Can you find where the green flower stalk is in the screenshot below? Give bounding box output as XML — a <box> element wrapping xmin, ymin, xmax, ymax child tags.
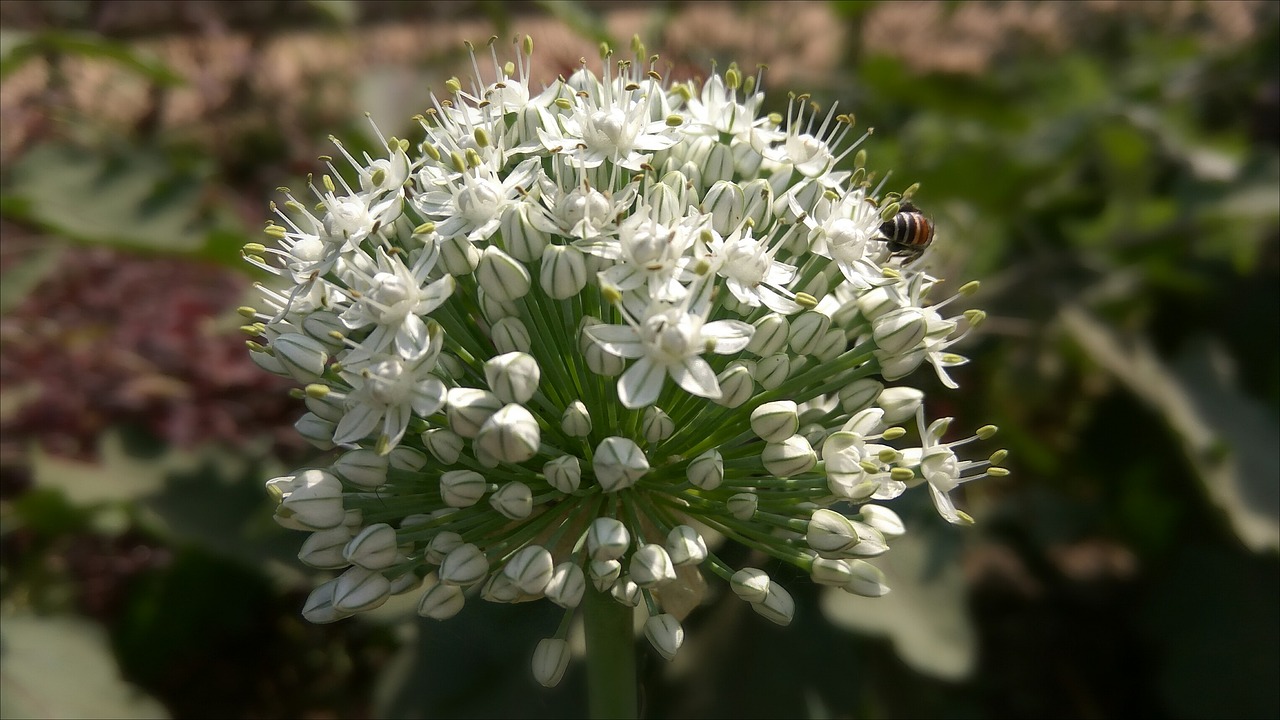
<box><xmin>244</xmin><ymin>35</ymin><xmax>1005</xmax><ymax>704</ymax></box>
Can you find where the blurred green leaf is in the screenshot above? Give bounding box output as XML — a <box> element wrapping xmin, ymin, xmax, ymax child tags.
<box><xmin>29</xmin><ymin>433</ymin><xmax>186</xmax><ymax>506</ymax></box>
<box><xmin>306</xmin><ymin>0</ymin><xmax>359</xmax><ymax>26</ymax></box>
<box><xmin>111</xmin><ymin>549</ymin><xmax>275</xmax><ymax>694</ymax></box>
<box><xmin>0</xmin><ymin>31</ymin><xmax>183</xmax><ymax>86</ymax></box>
<box><xmin>1061</xmin><ymin>308</ymin><xmax>1280</xmax><ymax>552</ymax></box>
<box><xmin>135</xmin><ymin>452</ymin><xmax>306</xmax><ymax>587</ymax></box>
<box><xmin>820</xmin><ymin>526</ymin><xmax>976</xmax><ymax>681</ymax></box>
<box><xmin>532</xmin><ymin>0</ymin><xmax>615</xmax><ymax>48</ymax></box>
<box><xmin>1144</xmin><ymin>544</ymin><xmax>1280</xmax><ymax>718</ymax></box>
<box><xmin>0</xmin><ymin>614</ymin><xmax>169</xmax><ymax>719</ymax></box>
<box><xmin>29</xmin><ymin>431</ymin><xmax>304</xmax><ymax>583</ymax></box>
<box><xmin>0</xmin><ymin>244</ymin><xmax>65</xmax><ymax>315</ymax></box>
<box><xmin>1</xmin><ymin>143</ymin><xmax>247</xmax><ymax>266</ymax></box>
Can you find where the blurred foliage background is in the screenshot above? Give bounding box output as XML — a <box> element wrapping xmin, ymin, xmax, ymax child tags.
<box><xmin>1</xmin><ymin>1</ymin><xmax>1276</xmax><ymax>718</ymax></box>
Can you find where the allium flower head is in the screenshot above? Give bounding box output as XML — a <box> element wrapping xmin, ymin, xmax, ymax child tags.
<box><xmin>243</xmin><ymin>36</ymin><xmax>1005</xmax><ymax>687</ymax></box>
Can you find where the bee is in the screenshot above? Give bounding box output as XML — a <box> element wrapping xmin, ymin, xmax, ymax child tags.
<box><xmin>879</xmin><ymin>202</ymin><xmax>935</xmax><ymax>262</ymax></box>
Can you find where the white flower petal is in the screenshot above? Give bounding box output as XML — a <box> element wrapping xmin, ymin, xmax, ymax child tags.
<box><xmin>618</xmin><ymin>356</ymin><xmax>665</xmax><ymax>408</ymax></box>
<box><xmin>702</xmin><ymin>320</ymin><xmax>755</xmax><ymax>354</ymax></box>
<box><xmin>333</xmin><ymin>403</ymin><xmax>382</xmax><ymax>445</ymax></box>
<box><xmin>670</xmin><ymin>357</ymin><xmax>721</xmax><ymax>398</ymax></box>
<box><xmin>586</xmin><ymin>324</ymin><xmax>646</xmax><ymax>359</ymax></box>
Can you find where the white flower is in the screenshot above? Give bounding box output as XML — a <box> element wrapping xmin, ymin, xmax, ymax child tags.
<box><xmin>538</xmin><ymin>69</ymin><xmax>681</xmax><ymax>170</ymax></box>
<box><xmin>333</xmin><ymin>326</ymin><xmax>447</xmax><ymax>451</ymax></box>
<box><xmin>415</xmin><ymin>158</ymin><xmax>542</xmax><ymax>242</ymax></box>
<box><xmin>586</xmin><ymin>289</ymin><xmax>754</xmax><ymax>408</ymax></box>
<box><xmin>338</xmin><ymin>246</ymin><xmax>454</xmax><ymax>361</ymax></box>
<box><xmin>709</xmin><ymin>226</ymin><xmax>802</xmax><ymax>314</ymax></box>
<box><xmin>247</xmin><ymin>38</ymin><xmax>998</xmax><ymax>690</ymax></box>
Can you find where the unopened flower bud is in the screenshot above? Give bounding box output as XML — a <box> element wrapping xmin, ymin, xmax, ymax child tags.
<box><xmin>731</xmin><ymin>567</ymin><xmax>771</xmax><ymax>603</ymax></box>
<box><xmin>686</xmin><ymin>448</ymin><xmax>724</xmax><ymax>490</ymax></box>
<box><xmin>543</xmin><ymin>455</ymin><xmax>581</xmax><ymax>493</ymax></box>
<box><xmin>590</xmin><ymin>559</ymin><xmax>622</xmax><ymax>591</ymax></box>
<box><xmin>482</xmin><ymin>573</ymin><xmax>522</xmax><ymax>604</ymax></box>
<box><xmin>702</xmin><ymin>180</ymin><xmax>745</xmax><ymax>235</ymax></box>
<box><xmin>754</xmin><ymin>354</ymin><xmax>790</xmax><ymax>390</ymax></box>
<box><xmin>727</xmin><ymin>492</ymin><xmax>758</xmax><ymax>520</ymax></box>
<box><xmin>501</xmin><ymin>203</ymin><xmax>550</xmax><ymax>262</ymax></box>
<box><xmin>587</xmin><ymin>517</ymin><xmax>630</xmax><ymax>561</ymax></box>
<box><xmin>503</xmin><ymin>545</ymin><xmax>554</xmax><ymax>594</ymax></box>
<box><xmin>813</xmin><ymin>328</ymin><xmax>847</xmax><ymax>362</ymax></box>
<box><xmin>839</xmin><ymin>378</ymin><xmax>883</xmax><ymax>414</ymax></box>
<box><xmin>477</xmin><ymin>286</ymin><xmax>519</xmax><ymax>323</ymax></box>
<box><xmin>843</xmin><ymin>559</ymin><xmax>890</xmax><ymax>597</ymax></box>
<box><xmin>387</xmin><ymin>446</ymin><xmax>426</xmax><ymax>471</ymax></box>
<box><xmin>747</xmin><ymin>314</ymin><xmax>790</xmax><ymax>356</ymax></box>
<box><xmin>561</xmin><ymin>401</ymin><xmax>592</xmax><ymax>437</ymax></box>
<box><xmin>789</xmin><ymin>312</ymin><xmax>831</xmax><ymax>356</ymax></box>
<box><xmin>418</xmin><ymin>572</ymin><xmax>466</xmax><ymax>619</ymax></box>
<box><xmin>475</xmin><ymin>404</ymin><xmax>541</xmax><ymax>464</ymax></box>
<box><xmin>630</xmin><ymin>544</ymin><xmax>677</xmax><ymax>588</ymax></box>
<box><xmin>752</xmin><ymin>581</ymin><xmax>795</xmax><ymax>626</ymax></box>
<box><xmin>333</xmin><ymin>566</ymin><xmax>392</xmax><ymax>613</ymax></box>
<box><xmin>877</xmin><ymin>347</ymin><xmax>927</xmax><ymax>381</ymax></box>
<box><xmin>856</xmin><ymin>286</ymin><xmax>897</xmax><ymax>322</ymax></box>
<box><xmin>294</xmin><ymin>412</ymin><xmax>337</xmax><ymax>450</ymax></box>
<box><xmin>305</xmin><ymin>391</ymin><xmax>344</xmax><ymax>422</ymax></box>
<box><xmin>490</xmin><ymin>316</ymin><xmax>532</xmax><ymax>354</ymax></box>
<box><xmin>643</xmin><ymin>406</ymin><xmax>675</xmax><ymax>443</ymax></box>
<box><xmin>273</xmin><ymin>333</ymin><xmax>329</xmax><ymax>382</ymax></box>
<box><xmin>741</xmin><ymin>177</ymin><xmax>773</xmax><ymax>228</ymax></box>
<box><xmin>439</xmin><ymin>543</ymin><xmax>489</xmax><ymax>586</ymax></box>
<box><xmin>848</xmin><ymin>522</ymin><xmax>889</xmax><ymax>557</ymax></box>
<box><xmin>666</xmin><ymin>525</ymin><xmax>708</xmax><ymax>566</ymax></box>
<box><xmin>476</xmin><ymin>246</ymin><xmax>530</xmax><ymax>301</ymax></box>
<box><xmin>485</xmin><ymin>352</ymin><xmax>541</xmax><ymax>405</ymax></box>
<box><xmin>873</xmin><ymin>308</ymin><xmax>927</xmax><ymax>356</ymax></box>
<box><xmin>644</xmin><ymin>614</ymin><xmax>685</xmax><ymax>661</ymax></box>
<box><xmin>611</xmin><ymin>576</ymin><xmax>642</xmax><ymax>606</ymax></box>
<box><xmin>388</xmin><ymin>572</ymin><xmax>421</xmax><ymax>596</ymax></box>
<box><xmin>439</xmin><ymin>234</ymin><xmax>482</xmax><ymax>275</ymax></box>
<box><xmin>877</xmin><ymin>387</ymin><xmax>925</xmax><ymax>424</ymax></box>
<box><xmin>425</xmin><ymin>531</ymin><xmax>463</xmax><ymax>564</ymax></box>
<box><xmin>646</xmin><ymin>182</ymin><xmax>684</xmax><ymax>225</ymax></box>
<box><xmin>267</xmin><ymin>469</ymin><xmax>345</xmax><ymax>530</ymax></box>
<box><xmin>440</xmin><ymin>469</ymin><xmax>487</xmax><ymax>507</ymax></box>
<box><xmin>761</xmin><ymin>434</ymin><xmax>816</xmax><ymax>477</ymax></box>
<box><xmin>446</xmin><ymin>388</ymin><xmax>503</xmax><ymax>439</ymax></box>
<box><xmin>298</xmin><ymin>526</ymin><xmax>354</xmax><ymax>569</ymax></box>
<box><xmin>593</xmin><ymin>437</ymin><xmax>649</xmax><ymax>491</ymax></box>
<box><xmin>857</xmin><ymin>504</ymin><xmax>906</xmax><ymax>538</ymax></box>
<box><xmin>343</xmin><ymin>523</ymin><xmax>400</xmax><ymax>570</ymax></box>
<box><xmin>810</xmin><ymin>557</ymin><xmax>853</xmax><ymax>586</ymax></box>
<box><xmin>540</xmin><ymin>244</ymin><xmax>588</xmax><ymax>299</ymax></box>
<box><xmin>715</xmin><ymin>362</ymin><xmax>755</xmax><ymax>408</ymax></box>
<box><xmin>545</xmin><ymin>562</ymin><xmax>586</xmax><ymax>608</ymax></box>
<box><xmin>303</xmin><ymin>311</ymin><xmax>346</xmax><ymax>349</ymax></box>
<box><xmin>422</xmin><ymin>428</ymin><xmax>464</xmax><ymax>464</ymax></box>
<box><xmin>489</xmin><ymin>481</ymin><xmax>533</xmax><ymax>519</ymax></box>
<box><xmin>301</xmin><ymin>579</ymin><xmax>350</xmax><ymax>624</ymax></box>
<box><xmin>332</xmin><ymin>449</ymin><xmax>388</xmax><ymax>489</ymax></box>
<box><xmin>532</xmin><ymin>638</ymin><xmax>571</xmax><ymax>688</ymax></box>
<box><xmin>751</xmin><ymin>400</ymin><xmax>799</xmax><ymax>443</ymax></box>
<box><xmin>580</xmin><ymin>318</ymin><xmax>626</xmax><ymax>376</ymax></box>
<box><xmin>806</xmin><ymin>509</ymin><xmax>861</xmax><ymax>557</ymax></box>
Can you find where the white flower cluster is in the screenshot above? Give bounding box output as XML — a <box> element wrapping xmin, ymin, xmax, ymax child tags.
<box><xmin>243</xmin><ymin>37</ymin><xmax>1006</xmax><ymax>687</ymax></box>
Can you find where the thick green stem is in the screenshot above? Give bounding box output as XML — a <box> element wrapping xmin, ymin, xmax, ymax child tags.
<box><xmin>583</xmin><ymin>587</ymin><xmax>638</xmax><ymax>719</ymax></box>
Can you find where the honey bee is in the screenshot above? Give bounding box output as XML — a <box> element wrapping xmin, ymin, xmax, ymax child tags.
<box><xmin>879</xmin><ymin>202</ymin><xmax>935</xmax><ymax>261</ymax></box>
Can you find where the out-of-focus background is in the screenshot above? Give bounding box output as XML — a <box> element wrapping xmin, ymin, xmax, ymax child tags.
<box><xmin>1</xmin><ymin>1</ymin><xmax>1276</xmax><ymax>718</ymax></box>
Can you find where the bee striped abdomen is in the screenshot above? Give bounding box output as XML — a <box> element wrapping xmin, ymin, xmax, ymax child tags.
<box><xmin>879</xmin><ymin>205</ymin><xmax>935</xmax><ymax>258</ymax></box>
